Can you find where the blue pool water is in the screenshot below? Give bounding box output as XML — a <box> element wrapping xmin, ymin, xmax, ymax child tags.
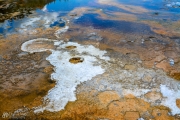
<box><xmin>74</xmin><ymin>13</ymin><xmax>154</xmax><ymax>35</ymax></box>
<box><xmin>0</xmin><ymin>0</ymin><xmax>180</xmax><ymax>36</ymax></box>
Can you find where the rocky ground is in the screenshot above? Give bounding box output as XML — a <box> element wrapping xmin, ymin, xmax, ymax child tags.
<box><xmin>0</xmin><ymin>0</ymin><xmax>54</xmax><ymax>22</ymax></box>
<box><xmin>0</xmin><ymin>25</ymin><xmax>179</xmax><ymax>120</ymax></box>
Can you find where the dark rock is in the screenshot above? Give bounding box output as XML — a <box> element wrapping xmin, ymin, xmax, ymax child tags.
<box><xmin>154</xmin><ymin>12</ymin><xmax>159</xmax><ymax>15</ymax></box>
<box><xmin>70</xmin><ymin>14</ymin><xmax>77</xmax><ymax>16</ymax></box>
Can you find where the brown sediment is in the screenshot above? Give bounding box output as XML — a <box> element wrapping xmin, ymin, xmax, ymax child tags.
<box><xmin>43</xmin><ymin>66</ymin><xmax>54</xmax><ymax>74</ymax></box>
<box><xmin>155</xmin><ymin>60</ymin><xmax>173</xmax><ymax>72</ymax></box>
<box><xmin>124</xmin><ymin>64</ymin><xmax>137</xmax><ymax>70</ymax></box>
<box><xmin>152</xmin><ymin>108</ymin><xmax>174</xmax><ymax>120</ymax></box>
<box><xmin>69</xmin><ymin>57</ymin><xmax>84</xmax><ymax>64</ymax></box>
<box><xmin>97</xmin><ymin>91</ymin><xmax>120</xmax><ymax>106</ymax></box>
<box><xmin>169</xmin><ymin>71</ymin><xmax>180</xmax><ymax>80</ymax></box>
<box><xmin>176</xmin><ymin>99</ymin><xmax>180</xmax><ymax>109</ymax></box>
<box><xmin>0</xmin><ymin>30</ymin><xmax>57</xmax><ymax>118</ymax></box>
<box><xmin>124</xmin><ymin>111</ymin><xmax>140</xmax><ymax>120</ymax></box>
<box><xmin>0</xmin><ymin>50</ymin><xmax>56</xmax><ymax>117</ymax></box>
<box><xmin>105</xmin><ymin>12</ymin><xmax>137</xmax><ymax>21</ymax></box>
<box><xmin>65</xmin><ymin>45</ymin><xmax>77</xmax><ymax>49</ymax></box>
<box><xmin>26</xmin><ymin>40</ymin><xmax>56</xmax><ymax>51</ymax></box>
<box><xmin>142</xmin><ymin>20</ymin><xmax>171</xmax><ymax>35</ymax></box>
<box><xmin>0</xmin><ymin>27</ymin><xmax>58</xmax><ymax>55</ymax></box>
<box><xmin>142</xmin><ymin>20</ymin><xmax>180</xmax><ymax>37</ymax></box>
<box><xmin>30</xmin><ymin>90</ymin><xmax>175</xmax><ymax>119</ymax></box>
<box><xmin>144</xmin><ymin>91</ymin><xmax>162</xmax><ymax>102</ymax></box>
<box><xmin>171</xmin><ymin>20</ymin><xmax>180</xmax><ymax>34</ymax></box>
<box><xmin>0</xmin><ymin>34</ymin><xmax>22</xmax><ymax>55</ymax></box>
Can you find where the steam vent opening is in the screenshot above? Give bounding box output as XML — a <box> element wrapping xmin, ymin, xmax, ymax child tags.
<box><xmin>66</xmin><ymin>46</ymin><xmax>77</xmax><ymax>49</ymax></box>
<box><xmin>69</xmin><ymin>57</ymin><xmax>84</xmax><ymax>64</ymax></box>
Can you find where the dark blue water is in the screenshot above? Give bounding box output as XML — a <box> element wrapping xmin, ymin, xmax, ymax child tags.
<box><xmin>75</xmin><ymin>14</ymin><xmax>154</xmax><ymax>35</ymax></box>
<box><xmin>45</xmin><ymin>0</ymin><xmax>180</xmax><ymax>13</ymax></box>
<box><xmin>0</xmin><ymin>0</ymin><xmax>180</xmax><ymax>36</ymax></box>
<box><xmin>45</xmin><ymin>0</ymin><xmax>94</xmax><ymax>11</ymax></box>
<box><xmin>117</xmin><ymin>0</ymin><xmax>180</xmax><ymax>12</ymax></box>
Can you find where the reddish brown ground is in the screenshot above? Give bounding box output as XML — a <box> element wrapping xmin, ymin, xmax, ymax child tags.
<box><xmin>28</xmin><ymin>91</ymin><xmax>176</xmax><ymax>120</ymax></box>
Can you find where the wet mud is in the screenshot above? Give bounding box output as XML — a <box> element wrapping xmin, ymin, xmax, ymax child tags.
<box><xmin>0</xmin><ymin>32</ymin><xmax>58</xmax><ymax>119</ymax></box>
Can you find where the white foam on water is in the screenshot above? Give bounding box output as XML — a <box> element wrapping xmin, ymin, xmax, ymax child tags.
<box><xmin>160</xmin><ymin>84</ymin><xmax>180</xmax><ymax>115</ymax></box>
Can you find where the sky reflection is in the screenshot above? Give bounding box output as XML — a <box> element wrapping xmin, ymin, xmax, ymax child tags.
<box><xmin>0</xmin><ymin>0</ymin><xmax>180</xmax><ymax>36</ymax></box>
